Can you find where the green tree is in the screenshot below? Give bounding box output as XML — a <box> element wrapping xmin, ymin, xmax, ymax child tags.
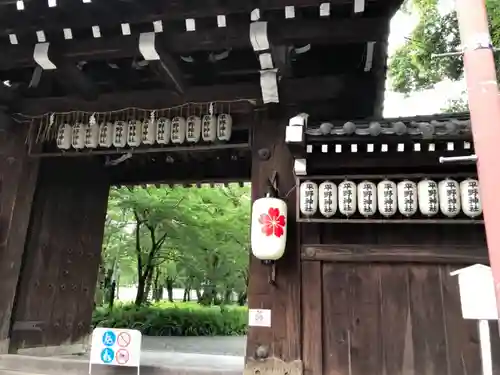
<box><xmin>389</xmin><ymin>0</ymin><xmax>500</xmax><ymax>94</ymax></box>
<box><xmin>102</xmin><ymin>185</ymin><xmax>251</xmax><ymax>307</ymax></box>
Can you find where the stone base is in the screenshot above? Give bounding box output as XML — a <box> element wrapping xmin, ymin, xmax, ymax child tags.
<box><xmin>0</xmin><ymin>355</ymin><xmax>241</xmax><ymax>375</ymax></box>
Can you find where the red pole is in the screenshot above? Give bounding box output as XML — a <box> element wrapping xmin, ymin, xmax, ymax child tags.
<box><xmin>454</xmin><ymin>0</ymin><xmax>500</xmax><ymax>318</ymax></box>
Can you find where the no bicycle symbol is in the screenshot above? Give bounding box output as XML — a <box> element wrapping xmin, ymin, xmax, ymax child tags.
<box><xmin>116</xmin><ymin>349</ymin><xmax>129</xmax><ymax>365</ymax></box>
<box><xmin>117</xmin><ymin>332</ymin><xmax>131</xmax><ymax>347</ymax></box>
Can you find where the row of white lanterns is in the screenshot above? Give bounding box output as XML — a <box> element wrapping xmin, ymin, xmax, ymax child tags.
<box><xmin>299</xmin><ymin>178</ymin><xmax>482</xmax><ymax>219</ymax></box>
<box><xmin>56</xmin><ymin>114</ymin><xmax>233</xmax><ymax>150</ymax></box>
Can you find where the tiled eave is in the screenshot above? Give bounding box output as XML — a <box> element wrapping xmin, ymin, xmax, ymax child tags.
<box><xmin>304</xmin><ymin>112</ymin><xmax>471</xmax><ymax>138</ymax></box>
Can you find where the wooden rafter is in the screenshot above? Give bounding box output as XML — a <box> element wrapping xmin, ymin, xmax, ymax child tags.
<box><xmin>48</xmin><ymin>52</ymin><xmax>99</xmax><ymax>101</ymax></box>
<box><xmin>0</xmin><ymin>0</ymin><xmax>385</xmax><ymax>38</ymax></box>
<box><xmin>0</xmin><ymin>18</ymin><xmax>389</xmax><ymax>70</ymax></box>
<box><xmin>15</xmin><ymin>74</ymin><xmax>368</xmax><ymax>115</ymax></box>
<box><xmin>109</xmin><ymin>152</ymin><xmax>252</xmax><ymax>185</ymax></box>
<box><xmin>0</xmin><ymin>81</ymin><xmax>17</xmax><ymax>105</ymax></box>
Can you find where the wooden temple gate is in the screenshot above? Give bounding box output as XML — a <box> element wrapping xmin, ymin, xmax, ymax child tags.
<box><xmin>0</xmin><ymin>0</ymin><xmax>496</xmax><ymax>374</ymax></box>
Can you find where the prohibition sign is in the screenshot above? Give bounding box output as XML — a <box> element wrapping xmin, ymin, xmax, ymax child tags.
<box><xmin>116</xmin><ymin>349</ymin><xmax>129</xmax><ymax>365</ymax></box>
<box><xmin>117</xmin><ymin>332</ymin><xmax>131</xmax><ymax>348</ymax></box>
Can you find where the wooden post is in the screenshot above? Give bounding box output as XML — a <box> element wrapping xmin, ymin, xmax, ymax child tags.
<box><xmin>0</xmin><ymin>120</ymin><xmax>39</xmax><ymax>354</ymax></box>
<box><xmin>455</xmin><ymin>0</ymin><xmax>500</xmax><ymax>318</ymax></box>
<box><xmin>245</xmin><ymin>111</ymin><xmax>302</xmax><ymax>374</ymax></box>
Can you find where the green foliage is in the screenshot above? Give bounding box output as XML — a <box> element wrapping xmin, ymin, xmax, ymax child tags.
<box><xmin>98</xmin><ymin>184</ymin><xmax>251</xmax><ymax>309</ymax></box>
<box><xmin>389</xmin><ymin>0</ymin><xmax>500</xmax><ymax>93</ymax></box>
<box><xmin>92</xmin><ymin>302</ymin><xmax>248</xmax><ymax>336</ymax></box>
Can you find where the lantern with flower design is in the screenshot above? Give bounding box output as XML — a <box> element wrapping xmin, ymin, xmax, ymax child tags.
<box><xmin>251</xmin><ymin>190</ymin><xmax>287</xmax><ymax>261</ymax></box>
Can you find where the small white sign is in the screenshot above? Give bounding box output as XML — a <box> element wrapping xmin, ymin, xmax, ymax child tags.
<box><xmin>451</xmin><ymin>264</ymin><xmax>499</xmax><ymax>320</ymax></box>
<box><xmin>249</xmin><ymin>308</ymin><xmax>271</xmax><ymax>327</ymax></box>
<box><xmin>89</xmin><ymin>328</ymin><xmax>142</xmax><ymax>374</ymax></box>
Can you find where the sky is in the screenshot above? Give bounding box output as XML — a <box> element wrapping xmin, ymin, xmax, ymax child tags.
<box><xmin>383</xmin><ymin>0</ymin><xmax>466</xmax><ymax>117</ymax></box>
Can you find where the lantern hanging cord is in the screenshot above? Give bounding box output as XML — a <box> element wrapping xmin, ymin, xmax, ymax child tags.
<box><xmin>10</xmin><ymin>98</ymin><xmax>258</xmax><ymax>123</ymax></box>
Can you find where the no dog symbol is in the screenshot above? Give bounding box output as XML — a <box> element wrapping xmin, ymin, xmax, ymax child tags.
<box><xmin>116</xmin><ymin>349</ymin><xmax>129</xmax><ymax>365</ymax></box>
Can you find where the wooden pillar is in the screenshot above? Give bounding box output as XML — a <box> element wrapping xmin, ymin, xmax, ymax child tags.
<box><xmin>245</xmin><ymin>111</ymin><xmax>302</xmax><ymax>374</ymax></box>
<box><xmin>8</xmin><ymin>157</ymin><xmax>110</xmax><ymax>355</ymax></box>
<box><xmin>0</xmin><ymin>120</ymin><xmax>39</xmax><ymax>354</ymax></box>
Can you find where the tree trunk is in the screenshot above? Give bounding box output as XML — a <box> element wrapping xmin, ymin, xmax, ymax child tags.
<box><xmin>199</xmin><ymin>284</ymin><xmax>216</xmax><ymax>306</ymax></box>
<box><xmin>237</xmin><ymin>291</ymin><xmax>247</xmax><ymax>306</ymax></box>
<box><xmin>223</xmin><ymin>288</ymin><xmax>233</xmax><ymax>304</ymax></box>
<box><xmin>134</xmin><ymin>276</ymin><xmax>146</xmax><ymax>306</ymax></box>
<box><xmin>166</xmin><ymin>277</ymin><xmax>174</xmax><ymax>302</ymax></box>
<box><xmin>153</xmin><ymin>269</ymin><xmax>162</xmax><ymax>302</ymax></box>
<box><xmin>183</xmin><ymin>286</ymin><xmax>192</xmax><ymax>302</ymax></box>
<box><xmin>144</xmin><ymin>267</ymin><xmax>154</xmax><ymax>303</ymax></box>
<box><xmin>108</xmin><ymin>281</ymin><xmax>116</xmax><ymax>309</ymax></box>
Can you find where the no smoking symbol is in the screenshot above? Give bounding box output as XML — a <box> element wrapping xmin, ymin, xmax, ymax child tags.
<box><xmin>117</xmin><ymin>332</ymin><xmax>131</xmax><ymax>348</ymax></box>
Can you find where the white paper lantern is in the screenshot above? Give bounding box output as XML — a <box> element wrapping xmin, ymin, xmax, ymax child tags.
<box><xmin>112</xmin><ymin>121</ymin><xmax>128</xmax><ymax>148</ymax></box>
<box><xmin>56</xmin><ymin>123</ymin><xmax>72</xmax><ymax>150</ymax></box>
<box><xmin>71</xmin><ymin>123</ymin><xmax>85</xmax><ymax>149</ymax></box>
<box><xmin>357</xmin><ymin>181</ymin><xmax>377</xmax><ymax>217</ymax></box>
<box><xmin>299</xmin><ymin>181</ymin><xmax>318</xmax><ymax>216</ymax></box>
<box><xmin>318</xmin><ymin>181</ymin><xmax>337</xmax><ymax>217</ymax></box>
<box><xmin>377</xmin><ymin>180</ymin><xmax>397</xmax><ymax>217</ymax></box>
<box><xmin>417</xmin><ymin>179</ymin><xmax>439</xmax><ymax>216</ymax></box>
<box><xmin>397</xmin><ymin>180</ymin><xmax>418</xmax><ymax>217</ymax></box>
<box><xmin>338</xmin><ymin>180</ymin><xmax>356</xmax><ymax>217</ymax></box>
<box><xmin>98</xmin><ymin>122</ymin><xmax>113</xmax><ymax>148</ymax></box>
<box><xmin>250</xmin><ymin>197</ymin><xmax>287</xmax><ymax>261</ymax></box>
<box><xmin>186</xmin><ymin>115</ymin><xmax>202</xmax><ymax>143</ymax></box>
<box><xmin>156</xmin><ymin>118</ymin><xmax>171</xmax><ymax>145</ymax></box>
<box><xmin>217</xmin><ymin>113</ymin><xmax>232</xmax><ymax>141</ymax></box>
<box><xmin>202</xmin><ymin>115</ymin><xmax>217</xmax><ymax>142</ymax></box>
<box><xmin>141</xmin><ymin>119</ymin><xmax>157</xmax><ymax>145</ymax></box>
<box><xmin>439</xmin><ymin>178</ymin><xmax>461</xmax><ymax>217</ymax></box>
<box><xmin>84</xmin><ymin>121</ymin><xmax>99</xmax><ymax>149</ymax></box>
<box><xmin>460</xmin><ymin>178</ymin><xmax>482</xmax><ymax>218</ymax></box>
<box><xmin>171</xmin><ymin>116</ymin><xmax>186</xmax><ymax>144</ymax></box>
<box><xmin>127</xmin><ymin>120</ymin><xmax>142</xmax><ymax>147</ymax></box>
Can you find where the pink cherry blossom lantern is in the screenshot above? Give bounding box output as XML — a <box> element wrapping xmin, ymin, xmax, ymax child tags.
<box><xmin>251</xmin><ymin>195</ymin><xmax>287</xmax><ymax>261</ymax></box>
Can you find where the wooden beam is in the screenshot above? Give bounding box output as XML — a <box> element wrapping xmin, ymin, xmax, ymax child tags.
<box><xmin>0</xmin><ymin>0</ymin><xmax>383</xmax><ymax>38</ymax></box>
<box><xmin>147</xmin><ymin>38</ymin><xmax>186</xmax><ymax>94</ymax></box>
<box><xmin>308</xmin><ymin>149</ymin><xmax>478</xmax><ymax>171</ymax></box>
<box><xmin>0</xmin><ymin>18</ymin><xmax>389</xmax><ymax>71</ymax></box>
<box><xmin>17</xmin><ymin>74</ymin><xmax>363</xmax><ymax>115</ymax></box>
<box><xmin>109</xmin><ymin>154</ymin><xmax>251</xmax><ymax>185</ymax></box>
<box><xmin>301</xmin><ymin>244</ymin><xmax>489</xmax><ymax>264</ymax></box>
<box><xmin>0</xmin><ymin>81</ymin><xmax>17</xmax><ymax>105</ymax></box>
<box><xmin>52</xmin><ymin>63</ymin><xmax>99</xmax><ymax>101</ymax></box>
<box><xmin>34</xmin><ymin>45</ymin><xmax>99</xmax><ymax>100</ymax></box>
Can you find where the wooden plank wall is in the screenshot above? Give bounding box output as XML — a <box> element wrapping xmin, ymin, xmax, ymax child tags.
<box><xmin>0</xmin><ymin>122</ymin><xmax>39</xmax><ymax>354</ymax></box>
<box><xmin>301</xmin><ymin>223</ymin><xmax>498</xmax><ymax>375</ymax></box>
<box><xmin>9</xmin><ymin>157</ymin><xmax>110</xmax><ymax>353</ymax></box>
